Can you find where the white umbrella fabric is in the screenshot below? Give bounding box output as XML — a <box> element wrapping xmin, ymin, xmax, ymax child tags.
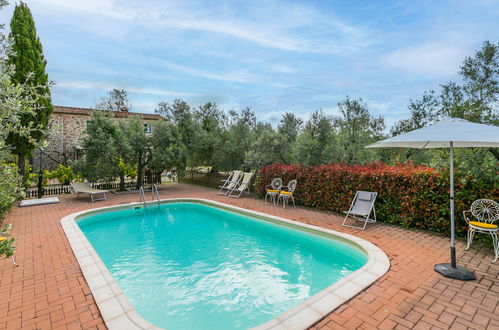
<box><xmin>368</xmin><ymin>118</ymin><xmax>499</xmax><ymax>280</ymax></box>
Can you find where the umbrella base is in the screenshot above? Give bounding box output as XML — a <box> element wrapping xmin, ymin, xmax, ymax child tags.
<box><xmin>434</xmin><ymin>263</ymin><xmax>475</xmax><ymax>281</ymax></box>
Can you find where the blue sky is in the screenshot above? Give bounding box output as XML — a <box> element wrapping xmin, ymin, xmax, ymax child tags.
<box><xmin>2</xmin><ymin>0</ymin><xmax>498</xmax><ymax>128</ymax></box>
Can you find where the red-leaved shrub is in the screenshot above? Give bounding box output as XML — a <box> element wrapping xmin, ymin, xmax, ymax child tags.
<box><xmin>256</xmin><ymin>162</ymin><xmax>498</xmax><ymax>238</ymax></box>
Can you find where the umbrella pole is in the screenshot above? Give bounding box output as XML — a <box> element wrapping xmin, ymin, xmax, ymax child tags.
<box><xmin>434</xmin><ymin>141</ymin><xmax>475</xmax><ymax>281</ymax></box>
<box><xmin>450</xmin><ymin>142</ymin><xmax>456</xmax><ymax>268</ymax></box>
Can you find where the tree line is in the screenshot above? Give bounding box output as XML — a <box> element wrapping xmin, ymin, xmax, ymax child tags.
<box><xmin>74</xmin><ymin>92</ymin><xmax>389</xmax><ymax>188</ymax></box>
<box><xmin>78</xmin><ymin>40</ymin><xmax>497</xmax><ymax>187</ymax></box>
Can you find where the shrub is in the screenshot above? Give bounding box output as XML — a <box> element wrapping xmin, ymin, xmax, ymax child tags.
<box><xmin>0</xmin><ymin>224</ymin><xmax>15</xmax><ymax>259</ymax></box>
<box><xmin>45</xmin><ymin>164</ymin><xmax>80</xmax><ymax>184</ymax></box>
<box><xmin>256</xmin><ymin>162</ymin><xmax>498</xmax><ymax>238</ymax></box>
<box><xmin>0</xmin><ymin>163</ymin><xmax>25</xmax><ymax>220</ymax></box>
<box><xmin>118</xmin><ymin>158</ymin><xmax>137</xmax><ymax>180</ymax></box>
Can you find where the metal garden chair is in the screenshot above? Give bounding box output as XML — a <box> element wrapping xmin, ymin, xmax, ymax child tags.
<box><xmin>463</xmin><ymin>199</ymin><xmax>499</xmax><ymax>263</ymax></box>
<box><xmin>277</xmin><ymin>179</ymin><xmax>297</xmax><ymax>208</ymax></box>
<box><xmin>342</xmin><ymin>191</ymin><xmax>377</xmax><ymax>230</ymax></box>
<box><xmin>264</xmin><ymin>178</ymin><xmax>282</xmax><ymax>206</ymax></box>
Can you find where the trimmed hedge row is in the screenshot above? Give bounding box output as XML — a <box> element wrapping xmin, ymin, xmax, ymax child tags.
<box><xmin>256</xmin><ymin>163</ymin><xmax>498</xmax><ymax>238</ymax></box>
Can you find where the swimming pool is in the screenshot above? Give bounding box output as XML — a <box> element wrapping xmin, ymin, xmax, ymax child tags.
<box><xmin>61</xmin><ymin>199</ymin><xmax>389</xmax><ymax>329</ymax></box>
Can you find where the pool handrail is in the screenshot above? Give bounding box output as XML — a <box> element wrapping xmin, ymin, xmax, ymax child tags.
<box><xmin>152</xmin><ymin>184</ymin><xmax>160</xmax><ymax>204</ymax></box>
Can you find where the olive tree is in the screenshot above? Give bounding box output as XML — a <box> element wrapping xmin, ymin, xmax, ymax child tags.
<box><xmin>149</xmin><ymin>120</ymin><xmax>186</xmax><ymax>183</ymax></box>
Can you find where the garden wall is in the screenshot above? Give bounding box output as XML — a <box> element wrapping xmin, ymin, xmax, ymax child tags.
<box><xmin>256</xmin><ymin>163</ymin><xmax>498</xmax><ymax>238</ymax></box>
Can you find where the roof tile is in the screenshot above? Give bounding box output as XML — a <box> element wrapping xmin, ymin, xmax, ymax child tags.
<box><xmin>53</xmin><ymin>105</ymin><xmax>163</xmax><ymax>120</ymax></box>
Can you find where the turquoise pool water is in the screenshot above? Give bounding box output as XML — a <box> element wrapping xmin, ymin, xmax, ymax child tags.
<box><xmin>77</xmin><ymin>202</ymin><xmax>367</xmax><ymax>329</ymax></box>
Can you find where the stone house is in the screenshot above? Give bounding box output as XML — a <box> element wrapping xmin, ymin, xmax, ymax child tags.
<box><xmin>32</xmin><ymin>106</ymin><xmax>163</xmax><ymax>171</ymax></box>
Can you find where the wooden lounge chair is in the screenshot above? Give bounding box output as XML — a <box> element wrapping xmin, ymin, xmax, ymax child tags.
<box><xmin>70</xmin><ymin>182</ymin><xmax>108</xmax><ymax>202</ymax></box>
<box><xmin>227</xmin><ymin>172</ymin><xmax>254</xmax><ymax>198</ymax></box>
<box><xmin>265</xmin><ymin>178</ymin><xmax>282</xmax><ymax>206</ymax></box>
<box><xmin>277</xmin><ymin>179</ymin><xmax>297</xmax><ymax>208</ymax></box>
<box><xmin>342</xmin><ymin>191</ymin><xmax>377</xmax><ymax>230</ymax></box>
<box><xmin>218</xmin><ymin>170</ymin><xmax>242</xmax><ymax>195</ymax></box>
<box><xmin>463</xmin><ymin>199</ymin><xmax>499</xmax><ymax>263</ymax></box>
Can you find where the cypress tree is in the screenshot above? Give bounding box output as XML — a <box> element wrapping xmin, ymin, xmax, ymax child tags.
<box><xmin>7</xmin><ymin>1</ymin><xmax>53</xmax><ymax>177</ymax></box>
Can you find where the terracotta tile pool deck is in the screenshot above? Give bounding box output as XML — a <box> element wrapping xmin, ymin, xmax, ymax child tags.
<box><xmin>0</xmin><ymin>183</ymin><xmax>498</xmax><ymax>330</ymax></box>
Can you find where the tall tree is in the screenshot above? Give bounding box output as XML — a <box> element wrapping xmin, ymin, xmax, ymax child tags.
<box><xmin>149</xmin><ymin>121</ymin><xmax>186</xmax><ymax>183</ymax></box>
<box><xmin>1</xmin><ymin>0</ymin><xmax>46</xmax><ymax>218</ymax></box>
<box><xmin>191</xmin><ymin>102</ymin><xmax>225</xmax><ymax>170</ymax></box>
<box><xmin>457</xmin><ymin>40</ymin><xmax>498</xmax><ymax>124</ymax></box>
<box><xmin>124</xmin><ymin>116</ymin><xmax>150</xmax><ymax>189</ymax></box>
<box><xmin>214</xmin><ymin>108</ymin><xmax>256</xmax><ymax>171</ymax></box>
<box><xmin>294</xmin><ymin>110</ymin><xmax>336</xmax><ymax>166</ymax></box>
<box><xmin>392</xmin><ymin>41</ymin><xmax>499</xmax><ymax>134</ymax></box>
<box><xmin>115</xmin><ymin>121</ymin><xmax>134</xmax><ymax>191</ymax></box>
<box><xmin>391</xmin><ymin>41</ymin><xmax>499</xmax><ymax>167</ymax></box>
<box><xmin>7</xmin><ymin>1</ymin><xmax>53</xmax><ymax>177</ymax></box>
<box><xmin>335</xmin><ymin>97</ymin><xmax>386</xmax><ymax>164</ymax></box>
<box><xmin>73</xmin><ymin>112</ymin><xmax>120</xmax><ymax>183</ymax></box>
<box><xmin>156</xmin><ymin>99</ymin><xmax>195</xmax><ymax>160</ymax></box>
<box><xmin>277</xmin><ymin>112</ymin><xmax>303</xmax><ymax>164</ymax></box>
<box><xmin>244</xmin><ymin>122</ymin><xmax>280</xmax><ymax>170</ymax></box>
<box><xmin>96</xmin><ymin>89</ymin><xmax>131</xmax><ymax>111</ymax></box>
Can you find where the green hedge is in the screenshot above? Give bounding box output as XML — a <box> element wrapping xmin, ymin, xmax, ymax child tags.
<box><xmin>256</xmin><ymin>163</ymin><xmax>498</xmax><ymax>238</ymax></box>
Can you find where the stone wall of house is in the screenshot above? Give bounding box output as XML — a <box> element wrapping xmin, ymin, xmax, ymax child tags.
<box><xmin>32</xmin><ymin>113</ymin><xmax>89</xmax><ymax>171</ymax></box>
<box><xmin>32</xmin><ymin>113</ymin><xmax>160</xmax><ymax>172</ymax></box>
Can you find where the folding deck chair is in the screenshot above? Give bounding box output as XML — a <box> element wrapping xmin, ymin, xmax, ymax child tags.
<box><xmin>227</xmin><ymin>172</ymin><xmax>254</xmax><ymax>198</ymax></box>
<box><xmin>342</xmin><ymin>191</ymin><xmax>377</xmax><ymax>230</ymax></box>
<box><xmin>218</xmin><ymin>170</ymin><xmax>242</xmax><ymax>195</ymax></box>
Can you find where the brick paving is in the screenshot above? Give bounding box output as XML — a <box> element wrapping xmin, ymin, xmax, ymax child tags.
<box><xmin>0</xmin><ymin>183</ymin><xmax>498</xmax><ymax>330</ymax></box>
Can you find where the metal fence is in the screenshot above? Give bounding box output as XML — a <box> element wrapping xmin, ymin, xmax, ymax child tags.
<box><xmin>24</xmin><ymin>181</ymin><xmax>149</xmax><ymax>198</ymax></box>
<box><xmin>25</xmin><ymin>186</ymin><xmax>72</xmax><ymax>198</ymax></box>
<box><xmin>178</xmin><ymin>170</ymin><xmax>227</xmax><ymax>189</ymax></box>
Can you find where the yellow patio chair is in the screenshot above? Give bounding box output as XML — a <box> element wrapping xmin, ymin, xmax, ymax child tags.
<box><xmin>463</xmin><ymin>199</ymin><xmax>499</xmax><ymax>263</ymax></box>
<box><xmin>264</xmin><ymin>178</ymin><xmax>282</xmax><ymax>206</ymax></box>
<box><xmin>277</xmin><ymin>179</ymin><xmax>297</xmax><ymax>208</ymax></box>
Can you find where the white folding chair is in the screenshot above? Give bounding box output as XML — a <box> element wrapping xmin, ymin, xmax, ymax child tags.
<box><xmin>342</xmin><ymin>191</ymin><xmax>377</xmax><ymax>230</ymax></box>
<box><xmin>227</xmin><ymin>172</ymin><xmax>254</xmax><ymax>198</ymax></box>
<box><xmin>218</xmin><ymin>170</ymin><xmax>242</xmax><ymax>195</ymax></box>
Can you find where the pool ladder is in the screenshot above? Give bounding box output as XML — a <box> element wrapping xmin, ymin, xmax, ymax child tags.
<box><xmin>152</xmin><ymin>184</ymin><xmax>160</xmax><ymax>204</ymax></box>
<box><xmin>139</xmin><ymin>184</ymin><xmax>161</xmax><ymax>207</ymax></box>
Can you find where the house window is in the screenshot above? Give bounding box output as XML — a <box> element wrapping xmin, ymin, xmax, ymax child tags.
<box><xmin>144</xmin><ymin>124</ymin><xmax>152</xmax><ymax>134</ymax></box>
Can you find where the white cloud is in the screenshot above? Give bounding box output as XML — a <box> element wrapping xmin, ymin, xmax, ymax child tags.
<box><xmin>269</xmin><ymin>64</ymin><xmax>298</xmax><ymax>74</ymax></box>
<box><xmin>157</xmin><ymin>59</ymin><xmax>259</xmax><ymax>84</ymax></box>
<box><xmin>380</xmin><ymin>42</ymin><xmax>469</xmax><ymax>78</ymax></box>
<box><xmin>55</xmin><ymin>81</ymin><xmax>200</xmax><ymax>97</ymax></box>
<box><xmin>32</xmin><ymin>0</ymin><xmax>368</xmax><ymax>54</ymax></box>
<box><xmin>33</xmin><ymin>0</ymin><xmax>133</xmax><ymax>19</ymax></box>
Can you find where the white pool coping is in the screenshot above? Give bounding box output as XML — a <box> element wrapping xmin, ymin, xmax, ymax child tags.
<box><xmin>60</xmin><ymin>198</ymin><xmax>390</xmax><ymax>330</ymax></box>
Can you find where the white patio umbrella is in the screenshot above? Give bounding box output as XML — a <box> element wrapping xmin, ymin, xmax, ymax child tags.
<box><xmin>367</xmin><ymin>118</ymin><xmax>499</xmax><ymax>281</ymax></box>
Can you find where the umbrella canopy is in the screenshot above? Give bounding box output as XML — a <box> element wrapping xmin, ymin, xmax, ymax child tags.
<box><xmin>367</xmin><ymin>118</ymin><xmax>499</xmax><ymax>149</ymax></box>
<box><xmin>367</xmin><ymin>118</ymin><xmax>499</xmax><ymax>281</ymax></box>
